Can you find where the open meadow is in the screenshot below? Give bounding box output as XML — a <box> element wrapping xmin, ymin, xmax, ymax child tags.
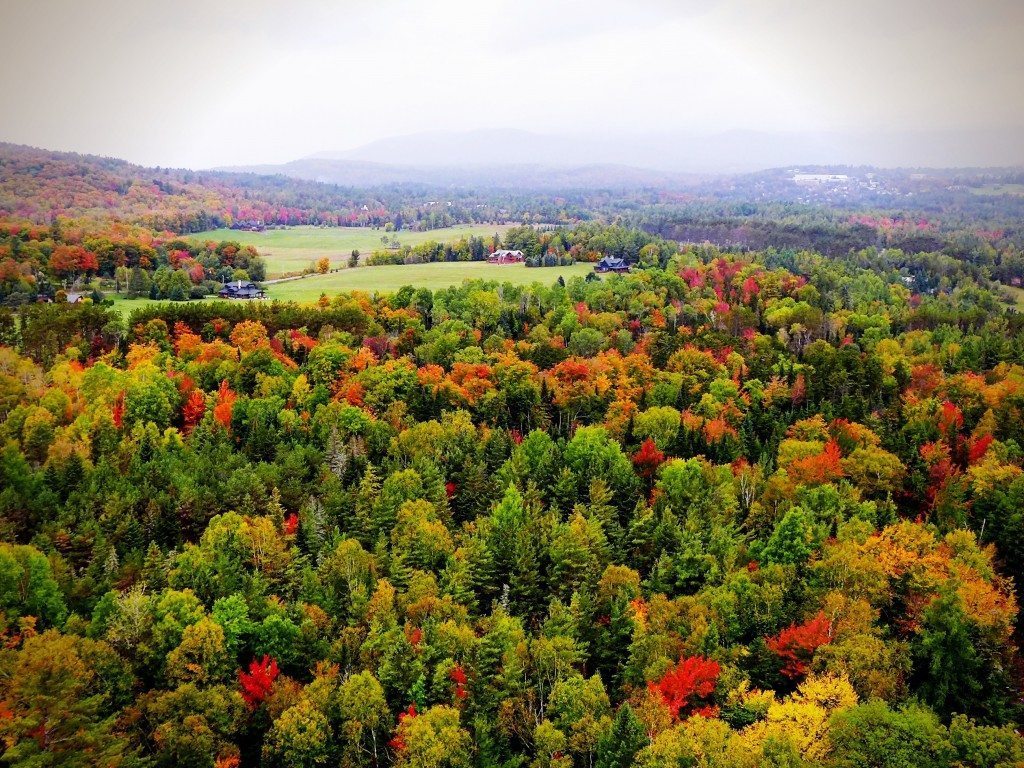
<box><xmin>188</xmin><ymin>224</ymin><xmax>515</xmax><ymax>276</ymax></box>
<box><xmin>263</xmin><ymin>261</ymin><xmax>592</xmax><ymax>301</ymax></box>
<box><xmin>968</xmin><ymin>183</ymin><xmax>1024</xmax><ymax>196</ymax></box>
<box><xmin>107</xmin><ymin>261</ymin><xmax>594</xmax><ymax>317</ymax></box>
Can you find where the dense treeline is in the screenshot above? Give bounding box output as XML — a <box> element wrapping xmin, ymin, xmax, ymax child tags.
<box><xmin>3</xmin><ymin>237</ymin><xmax>1024</xmax><ymax>767</ymax></box>
<box><xmin>0</xmin><ymin>144</ymin><xmax>583</xmax><ymax>234</ymax></box>
<box><xmin>365</xmin><ymin>225</ymin><xmax>676</xmax><ymax>268</ymax></box>
<box><xmin>630</xmin><ymin>201</ymin><xmax>1024</xmax><ymax>284</ymax></box>
<box><xmin>0</xmin><ymin>219</ymin><xmax>266</xmax><ymax>305</ymax></box>
<box><xmin>0</xmin><ymin>219</ymin><xmax>677</xmax><ymax>307</ymax></box>
<box><xmin>8</xmin><ymin>143</ymin><xmax>1024</xmax><ymax>263</ymax></box>
<box><xmin>0</xmin><ymin>143</ymin><xmax>370</xmax><ymax>232</ymax></box>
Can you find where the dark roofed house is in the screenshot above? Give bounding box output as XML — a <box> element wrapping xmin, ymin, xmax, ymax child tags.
<box><xmin>594</xmin><ymin>256</ymin><xmax>630</xmax><ymax>274</ymax></box>
<box><xmin>487</xmin><ymin>249</ymin><xmax>525</xmax><ymax>264</ymax></box>
<box><xmin>218</xmin><ymin>280</ymin><xmax>266</xmax><ymax>300</ymax></box>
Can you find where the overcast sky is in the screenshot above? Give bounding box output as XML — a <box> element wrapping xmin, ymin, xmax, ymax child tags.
<box><xmin>1</xmin><ymin>0</ymin><xmax>1021</xmax><ymax>169</ymax></box>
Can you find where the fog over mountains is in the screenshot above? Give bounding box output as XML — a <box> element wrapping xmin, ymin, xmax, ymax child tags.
<box><xmin>216</xmin><ymin>127</ymin><xmax>1024</xmax><ymax>189</ymax></box>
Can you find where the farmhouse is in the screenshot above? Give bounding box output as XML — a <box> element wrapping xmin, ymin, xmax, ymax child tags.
<box><xmin>218</xmin><ymin>280</ymin><xmax>266</xmax><ymax>300</ymax></box>
<box><xmin>487</xmin><ymin>249</ymin><xmax>525</xmax><ymax>264</ymax></box>
<box><xmin>594</xmin><ymin>256</ymin><xmax>630</xmax><ymax>274</ymax></box>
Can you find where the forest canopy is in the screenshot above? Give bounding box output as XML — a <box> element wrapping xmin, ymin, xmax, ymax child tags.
<box><xmin>2</xmin><ymin>228</ymin><xmax>1024</xmax><ymax>767</ymax></box>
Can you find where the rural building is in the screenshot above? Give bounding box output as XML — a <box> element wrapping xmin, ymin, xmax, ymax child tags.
<box><xmin>218</xmin><ymin>280</ymin><xmax>266</xmax><ymax>300</ymax></box>
<box><xmin>487</xmin><ymin>249</ymin><xmax>525</xmax><ymax>264</ymax></box>
<box><xmin>792</xmin><ymin>173</ymin><xmax>849</xmax><ymax>185</ymax></box>
<box><xmin>594</xmin><ymin>256</ymin><xmax>630</xmax><ymax>273</ymax></box>
<box><xmin>231</xmin><ymin>219</ymin><xmax>266</xmax><ymax>232</ymax></box>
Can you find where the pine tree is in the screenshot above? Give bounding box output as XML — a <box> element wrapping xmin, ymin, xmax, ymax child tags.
<box><xmin>595</xmin><ymin>704</ymin><xmax>648</xmax><ymax>768</ymax></box>
<box><xmin>127</xmin><ymin>266</ymin><xmax>148</xmax><ymax>298</ymax></box>
<box><xmin>551</xmin><ymin>466</ymin><xmax>579</xmax><ymax>516</ymax></box>
<box><xmin>301</xmin><ymin>496</ymin><xmax>330</xmax><ymax>564</ymax></box>
<box><xmin>626</xmin><ymin>503</ymin><xmax>658</xmax><ymax>574</ymax></box>
<box><xmin>452</xmin><ymin>458</ymin><xmax>494</xmax><ymax>523</ymax></box>
<box><xmin>510</xmin><ymin>520</ymin><xmax>547</xmax><ymax>622</ymax></box>
<box><xmin>354</xmin><ymin>463</ymin><xmax>381</xmax><ymax>546</ymax></box>
<box><xmin>594</xmin><ymin>598</ymin><xmax>634</xmax><ymax>698</ymax></box>
<box><xmin>410</xmin><ymin>673</ymin><xmax>428</xmax><ymax>712</ymax></box>
<box><xmin>587</xmin><ymin>478</ymin><xmax>625</xmax><ymax>560</ymax></box>
<box><xmin>141</xmin><ymin>541</ymin><xmax>168</xmax><ymax>590</ymax></box>
<box><xmin>386</xmin><ymin>544</ymin><xmax>413</xmax><ymax>592</ymax></box>
<box><xmin>414</xmin><ymin>456</ymin><xmax>450</xmax><ymax>518</ymax></box>
<box><xmin>103</xmin><ymin>546</ymin><xmax>120</xmax><ymax>579</ymax></box>
<box><xmin>465</xmin><ymin>533</ymin><xmax>498</xmax><ymax>609</ymax></box>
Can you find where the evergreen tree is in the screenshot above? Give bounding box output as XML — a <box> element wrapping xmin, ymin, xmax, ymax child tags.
<box><xmin>595</xmin><ymin>704</ymin><xmax>648</xmax><ymax>768</ymax></box>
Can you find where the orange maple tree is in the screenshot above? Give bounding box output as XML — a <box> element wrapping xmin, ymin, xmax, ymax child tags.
<box><xmin>213</xmin><ymin>380</ymin><xmax>236</xmax><ymax>429</ymax></box>
<box><xmin>787</xmin><ymin>440</ymin><xmax>844</xmax><ymax>486</ymax></box>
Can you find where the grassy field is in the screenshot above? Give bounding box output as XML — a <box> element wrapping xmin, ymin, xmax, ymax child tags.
<box><xmin>107</xmin><ymin>294</ymin><xmax>219</xmax><ymax>318</ymax></box>
<box><xmin>264</xmin><ymin>262</ymin><xmax>593</xmax><ymax>301</ymax></box>
<box><xmin>969</xmin><ymin>183</ymin><xmax>1024</xmax><ymax>197</ymax></box>
<box><xmin>107</xmin><ymin>261</ymin><xmax>594</xmax><ymax>317</ymax></box>
<box><xmin>188</xmin><ymin>224</ymin><xmax>515</xmax><ymax>277</ymax></box>
<box><xmin>1000</xmin><ymin>284</ymin><xmax>1024</xmax><ymax>309</ymax></box>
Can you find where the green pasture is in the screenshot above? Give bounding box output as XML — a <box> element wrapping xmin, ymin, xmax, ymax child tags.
<box><xmin>107</xmin><ymin>261</ymin><xmax>594</xmax><ymax>317</ymax></box>
<box><xmin>264</xmin><ymin>261</ymin><xmax>593</xmax><ymax>301</ymax></box>
<box><xmin>1000</xmin><ymin>284</ymin><xmax>1024</xmax><ymax>309</ymax></box>
<box><xmin>968</xmin><ymin>183</ymin><xmax>1024</xmax><ymax>197</ymax></box>
<box><xmin>187</xmin><ymin>224</ymin><xmax>515</xmax><ymax>277</ymax></box>
<box><xmin>106</xmin><ymin>294</ymin><xmax>218</xmax><ymax>318</ymax></box>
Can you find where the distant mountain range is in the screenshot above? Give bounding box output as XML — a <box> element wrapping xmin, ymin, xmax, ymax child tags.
<box><xmin>215</xmin><ymin>127</ymin><xmax>1024</xmax><ymax>189</ymax></box>
<box><xmin>216</xmin><ymin>156</ymin><xmax>699</xmax><ymax>191</ymax></box>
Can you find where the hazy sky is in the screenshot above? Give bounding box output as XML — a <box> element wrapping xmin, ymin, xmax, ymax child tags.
<box><xmin>1</xmin><ymin>0</ymin><xmax>1022</xmax><ymax>169</ymax></box>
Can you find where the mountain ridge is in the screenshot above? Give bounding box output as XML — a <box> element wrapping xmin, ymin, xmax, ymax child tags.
<box><xmin>214</xmin><ymin>127</ymin><xmax>1024</xmax><ymax>189</ymax></box>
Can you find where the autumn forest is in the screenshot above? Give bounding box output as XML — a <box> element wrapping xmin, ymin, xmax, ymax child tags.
<box><xmin>2</xmin><ymin>139</ymin><xmax>1024</xmax><ymax>768</ymax></box>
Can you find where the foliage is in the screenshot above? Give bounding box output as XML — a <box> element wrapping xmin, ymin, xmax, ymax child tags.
<box><xmin>1</xmin><ymin>206</ymin><xmax>1024</xmax><ymax>767</ymax></box>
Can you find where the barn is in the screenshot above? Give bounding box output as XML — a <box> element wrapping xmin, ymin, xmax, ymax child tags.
<box><xmin>487</xmin><ymin>249</ymin><xmax>525</xmax><ymax>264</ymax></box>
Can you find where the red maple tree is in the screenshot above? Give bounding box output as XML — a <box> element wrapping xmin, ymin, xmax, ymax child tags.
<box><xmin>182</xmin><ymin>389</ymin><xmax>206</xmax><ymax>433</ymax></box>
<box><xmin>111</xmin><ymin>391</ymin><xmax>125</xmax><ymax>430</ymax></box>
<box><xmin>968</xmin><ymin>434</ymin><xmax>994</xmax><ymax>464</ymax></box>
<box><xmin>765</xmin><ymin>611</ymin><xmax>833</xmax><ymax>679</ymax></box>
<box><xmin>406</xmin><ymin>626</ymin><xmax>423</xmax><ymax>649</ymax></box>
<box><xmin>238</xmin><ymin>655</ymin><xmax>279</xmax><ymax>707</ymax></box>
<box><xmin>632</xmin><ymin>438</ymin><xmax>666</xmax><ymax>480</ymax></box>
<box><xmin>450</xmin><ymin>664</ymin><xmax>468</xmax><ymax>700</ymax></box>
<box><xmin>649</xmin><ymin>655</ymin><xmax>720</xmax><ymax>719</ymax></box>
<box><xmin>389</xmin><ymin>704</ymin><xmax>418</xmax><ymax>751</ymax></box>
<box><xmin>920</xmin><ymin>441</ymin><xmax>959</xmax><ymax>509</ymax></box>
